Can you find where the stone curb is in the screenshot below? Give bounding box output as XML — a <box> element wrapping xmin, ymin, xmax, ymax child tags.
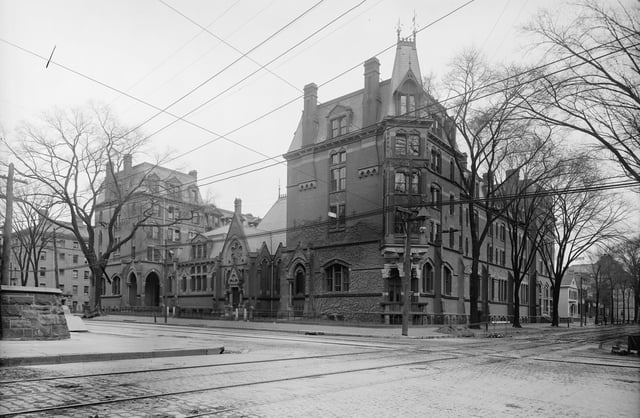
<box><xmin>0</xmin><ymin>346</ymin><xmax>225</xmax><ymax>367</ymax></box>
<box><xmin>300</xmin><ymin>330</ymin><xmax>470</xmax><ymax>339</ymax></box>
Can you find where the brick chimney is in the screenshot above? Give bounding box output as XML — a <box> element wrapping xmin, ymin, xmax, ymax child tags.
<box><xmin>302</xmin><ymin>83</ymin><xmax>318</xmax><ymax>147</ymax></box>
<box><xmin>123</xmin><ymin>154</ymin><xmax>132</xmax><ymax>172</ymax></box>
<box><xmin>362</xmin><ymin>57</ymin><xmax>380</xmax><ymax>127</ymax></box>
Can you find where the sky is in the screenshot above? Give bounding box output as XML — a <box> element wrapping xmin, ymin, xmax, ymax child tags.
<box><xmin>1</xmin><ymin>0</ymin><xmax>638</xmax><ymax>222</ymax></box>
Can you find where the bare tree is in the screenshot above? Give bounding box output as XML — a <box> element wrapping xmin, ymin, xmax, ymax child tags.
<box><xmin>9</xmin><ymin>194</ymin><xmax>59</xmax><ymax>286</ymax></box>
<box><xmin>612</xmin><ymin>235</ymin><xmax>640</xmax><ymax>323</ymax></box>
<box><xmin>6</xmin><ymin>105</ymin><xmax>182</xmax><ymax>314</ymax></box>
<box><xmin>537</xmin><ymin>152</ymin><xmax>626</xmax><ymax>326</ymax></box>
<box><xmin>589</xmin><ymin>249</ymin><xmax>611</xmax><ymax>325</ymax></box>
<box><xmin>442</xmin><ymin>50</ymin><xmax>550</xmax><ymax>325</ymax></box>
<box><xmin>502</xmin><ymin>130</ymin><xmax>558</xmax><ymax>327</ymax></box>
<box><xmin>526</xmin><ymin>1</ymin><xmax>640</xmax><ymax>182</ymax></box>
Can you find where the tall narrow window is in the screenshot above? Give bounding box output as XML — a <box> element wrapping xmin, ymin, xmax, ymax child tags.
<box><xmin>331</xmin><ymin>167</ymin><xmax>346</xmax><ymax>191</ymax></box>
<box><xmin>330</xmin><ymin>151</ymin><xmax>346</xmax><ymax>192</ymax></box>
<box><xmin>422</xmin><ymin>263</ymin><xmax>434</xmax><ymax>293</ymax></box>
<box><xmin>408</xmin><ymin>135</ymin><xmax>420</xmax><ymax>156</ymax></box>
<box><xmin>431</xmin><ymin>149</ymin><xmax>442</xmax><ymax>173</ymax></box>
<box><xmin>449</xmin><ymin>194</ymin><xmax>455</xmax><ymax>215</ymax></box>
<box><xmin>395</xmin><ymin>135</ymin><xmax>407</xmax><ymax>155</ymax></box>
<box><xmin>431</xmin><ymin>184</ymin><xmax>442</xmax><ymax>209</ymax></box>
<box><xmin>329</xmin><ymin>203</ymin><xmax>346</xmax><ymax>229</ymax></box>
<box><xmin>410</xmin><ymin>172</ymin><xmax>420</xmax><ymax>194</ymax></box>
<box><xmin>395</xmin><ymin>172</ymin><xmax>407</xmax><ymax>193</ymax></box>
<box><xmin>443</xmin><ymin>267</ymin><xmax>452</xmax><ymax>295</ymax></box>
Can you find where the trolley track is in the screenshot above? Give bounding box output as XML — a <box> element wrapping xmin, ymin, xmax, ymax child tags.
<box><xmin>2</xmin><ymin>324</ymin><xmax>636</xmax><ymax>417</ymax></box>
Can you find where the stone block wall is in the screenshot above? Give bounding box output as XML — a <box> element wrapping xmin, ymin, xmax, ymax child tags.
<box><xmin>1</xmin><ymin>286</ymin><xmax>70</xmax><ymax>340</ymax></box>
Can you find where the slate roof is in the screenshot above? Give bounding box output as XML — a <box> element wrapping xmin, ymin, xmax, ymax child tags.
<box><xmin>288</xmin><ymin>38</ymin><xmax>423</xmax><ymax>153</ymax></box>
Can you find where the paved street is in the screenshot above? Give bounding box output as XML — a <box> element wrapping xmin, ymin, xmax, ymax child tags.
<box><xmin>1</xmin><ymin>320</ymin><xmax>638</xmax><ymax>417</ymax></box>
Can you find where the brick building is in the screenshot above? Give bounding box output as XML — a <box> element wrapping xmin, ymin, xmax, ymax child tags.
<box><xmin>97</xmin><ymin>156</ymin><xmax>228</xmax><ymax>310</ymax></box>
<box><xmin>7</xmin><ymin>223</ymin><xmax>90</xmax><ymax>312</ymax></box>
<box><xmin>96</xmin><ymin>155</ymin><xmax>285</xmax><ymax>317</ymax></box>
<box><xmin>282</xmin><ymin>34</ymin><xmax>552</xmax><ymax>324</ymax></box>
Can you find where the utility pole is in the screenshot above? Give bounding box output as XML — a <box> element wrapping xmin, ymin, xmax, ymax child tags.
<box><xmin>53</xmin><ymin>229</ymin><xmax>60</xmax><ymax>290</ymax></box>
<box><xmin>398</xmin><ymin>206</ymin><xmax>428</xmax><ymax>336</ymax></box>
<box><xmin>1</xmin><ymin>163</ymin><xmax>15</xmax><ymax>285</ymax></box>
<box><xmin>401</xmin><ymin>210</ymin><xmax>412</xmax><ymax>336</ymax></box>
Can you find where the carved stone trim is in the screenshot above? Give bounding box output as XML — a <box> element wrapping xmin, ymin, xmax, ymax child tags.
<box><xmin>298</xmin><ymin>181</ymin><xmax>317</xmax><ymax>191</ymax></box>
<box><xmin>358</xmin><ymin>166</ymin><xmax>379</xmax><ymax>178</ymax></box>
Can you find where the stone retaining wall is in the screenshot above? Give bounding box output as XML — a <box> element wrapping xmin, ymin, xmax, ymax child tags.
<box><xmin>1</xmin><ymin>286</ymin><xmax>70</xmax><ymax>340</ymax></box>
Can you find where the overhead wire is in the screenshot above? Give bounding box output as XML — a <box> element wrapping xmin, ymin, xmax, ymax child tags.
<box><xmin>2</xmin><ymin>34</ymin><xmax>635</xmax><ymax>208</ymax></box>
<box><xmin>144</xmin><ymin>0</ymin><xmax>370</xmax><ymax>146</ymax></box>
<box><xmin>110</xmin><ymin>178</ymin><xmax>638</xmax><ymax>245</ymax></box>
<box><xmin>124</xmin><ymin>0</ymin><xmax>326</xmax><ymax>135</ymax></box>
<box><xmin>139</xmin><ymin>0</ymin><xmax>279</xmax><ymax>104</ymax></box>
<box><xmin>110</xmin><ymin>0</ymin><xmax>243</xmax><ymax>109</ymax></box>
<box><xmin>183</xmin><ymin>36</ymin><xmax>639</xmax><ymax>193</ymax></box>
<box><xmin>5</xmin><ymin>0</ymin><xmax>635</xmax><ymax>220</ymax></box>
<box><xmin>158</xmin><ymin>0</ymin><xmax>301</xmax><ymax>93</ymax></box>
<box><xmin>0</xmin><ymin>0</ymin><xmax>476</xmax><ymax>202</ymax></box>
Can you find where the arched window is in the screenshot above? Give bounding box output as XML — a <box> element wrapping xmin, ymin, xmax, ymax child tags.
<box><xmin>443</xmin><ymin>266</ymin><xmax>452</xmax><ymax>295</ymax></box>
<box><xmin>325</xmin><ymin>263</ymin><xmax>349</xmax><ymax>292</ymax></box>
<box><xmin>112</xmin><ymin>276</ymin><xmax>121</xmax><ymax>295</ymax></box>
<box><xmin>181</xmin><ymin>275</ymin><xmax>188</xmax><ymax>292</ymax></box>
<box><xmin>274</xmin><ymin>259</ymin><xmax>281</xmax><ymax>296</ymax></box>
<box><xmin>100</xmin><ymin>277</ymin><xmax>106</xmax><ymax>296</ymax></box>
<box><xmin>294</xmin><ymin>267</ymin><xmax>305</xmax><ymax>295</ymax></box>
<box><xmin>260</xmin><ymin>259</ymin><xmax>271</xmax><ymax>296</ymax></box>
<box><xmin>422</xmin><ymin>263</ymin><xmax>434</xmax><ymax>293</ymax></box>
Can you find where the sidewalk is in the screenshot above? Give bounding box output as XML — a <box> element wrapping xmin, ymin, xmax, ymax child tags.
<box><xmin>0</xmin><ymin>314</ymin><xmax>601</xmax><ymax>367</ymax></box>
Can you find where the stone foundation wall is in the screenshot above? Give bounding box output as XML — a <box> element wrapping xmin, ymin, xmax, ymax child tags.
<box><xmin>1</xmin><ymin>286</ymin><xmax>70</xmax><ymax>340</ymax></box>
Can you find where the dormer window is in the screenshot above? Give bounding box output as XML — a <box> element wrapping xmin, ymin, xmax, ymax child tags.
<box><xmin>327</xmin><ymin>105</ymin><xmax>352</xmax><ymax>139</ymax></box>
<box><xmin>330</xmin><ymin>116</ymin><xmax>347</xmax><ymax>138</ymax></box>
<box><xmin>399</xmin><ymin>94</ymin><xmax>416</xmax><ymax>116</ymax></box>
<box><xmin>168</xmin><ymin>181</ymin><xmax>181</xmax><ymax>200</ymax></box>
<box><xmin>189</xmin><ymin>187</ymin><xmax>198</xmax><ymax>203</ymax></box>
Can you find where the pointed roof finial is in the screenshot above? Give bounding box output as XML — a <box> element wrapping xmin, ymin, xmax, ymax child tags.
<box><xmin>396</xmin><ymin>19</ymin><xmax>402</xmax><ymax>41</ymax></box>
<box><xmin>412</xmin><ymin>10</ymin><xmax>417</xmax><ymax>41</ymax></box>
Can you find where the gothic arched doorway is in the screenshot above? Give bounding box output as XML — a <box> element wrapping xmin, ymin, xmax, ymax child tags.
<box><xmin>144</xmin><ymin>272</ymin><xmax>161</xmax><ymax>307</ymax></box>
